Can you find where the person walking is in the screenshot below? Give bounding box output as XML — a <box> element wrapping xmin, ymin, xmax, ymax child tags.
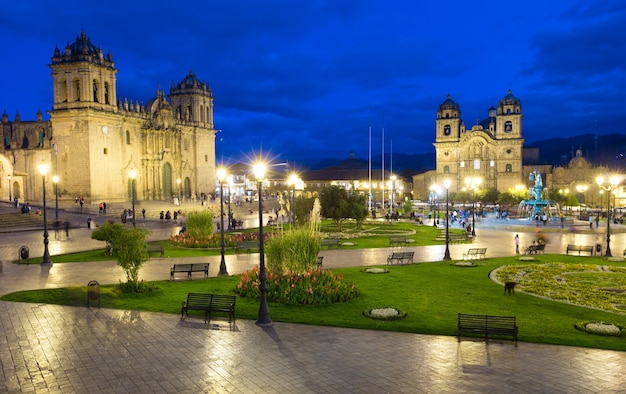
<box><xmin>515</xmin><ymin>234</ymin><xmax>520</xmax><ymax>254</ymax></box>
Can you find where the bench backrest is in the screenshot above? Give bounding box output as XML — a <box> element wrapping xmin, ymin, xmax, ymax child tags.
<box><xmin>458</xmin><ymin>313</ymin><xmax>516</xmax><ymax>329</ymax></box>
<box><xmin>173</xmin><ymin>264</ymin><xmax>193</xmax><ymax>271</ymax></box>
<box><xmin>210</xmin><ymin>294</ymin><xmax>236</xmax><ymax>310</ymax></box>
<box><xmin>186</xmin><ymin>293</ymin><xmax>212</xmax><ymax>307</ymax></box>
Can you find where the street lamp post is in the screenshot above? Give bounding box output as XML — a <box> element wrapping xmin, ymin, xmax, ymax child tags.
<box><xmin>443</xmin><ymin>179</ymin><xmax>451</xmax><ymax>261</ymax></box>
<box><xmin>227</xmin><ymin>180</ymin><xmax>232</xmax><ymax>230</ymax></box>
<box><xmin>254</xmin><ymin>161</ymin><xmax>272</xmax><ymax>326</ymax></box>
<box><xmin>8</xmin><ymin>175</ymin><xmax>11</xmax><ymax>202</ymax></box>
<box><xmin>39</xmin><ymin>163</ymin><xmax>51</xmax><ymax>265</ymax></box>
<box><xmin>52</xmin><ymin>175</ymin><xmax>59</xmax><ymax>220</ymax></box>
<box><xmin>217</xmin><ymin>167</ymin><xmax>229</xmax><ymax>276</ymax></box>
<box><xmin>596</xmin><ymin>176</ymin><xmax>620</xmax><ymax>257</ymax></box>
<box><xmin>129</xmin><ymin>170</ymin><xmax>137</xmax><ymax>227</ymax></box>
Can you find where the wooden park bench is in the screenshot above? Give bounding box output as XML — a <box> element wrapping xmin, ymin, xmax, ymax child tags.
<box><xmin>449</xmin><ymin>233</ymin><xmax>468</xmax><ymax>243</ymax></box>
<box><xmin>386</xmin><ymin>251</ymin><xmax>414</xmax><ymax>265</ymax></box>
<box><xmin>457</xmin><ymin>313</ymin><xmax>518</xmax><ymax>345</ymax></box>
<box><xmin>170</xmin><ymin>263</ymin><xmax>209</xmax><ymax>280</ymax></box>
<box><xmin>321</xmin><ymin>237</ymin><xmax>341</xmax><ymax>249</ymax></box>
<box><xmin>389</xmin><ymin>235</ymin><xmax>409</xmax><ymax>247</ymax></box>
<box><xmin>146</xmin><ymin>243</ymin><xmax>164</xmax><ymax>259</ymax></box>
<box><xmin>524</xmin><ymin>243</ymin><xmax>545</xmax><ymax>255</ymax></box>
<box><xmin>462</xmin><ymin>248</ymin><xmax>487</xmax><ymax>260</ymax></box>
<box><xmin>566</xmin><ymin>244</ymin><xmax>594</xmax><ymax>256</ymax></box>
<box><xmin>181</xmin><ymin>293</ymin><xmax>236</xmax><ymax>323</ymax></box>
<box><xmin>236</xmin><ymin>240</ymin><xmax>259</xmax><ymax>254</ymax></box>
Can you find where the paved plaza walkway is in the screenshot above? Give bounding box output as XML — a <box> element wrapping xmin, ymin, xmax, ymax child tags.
<box><xmin>1</xmin><ymin>201</ymin><xmax>626</xmax><ymax>393</ymax></box>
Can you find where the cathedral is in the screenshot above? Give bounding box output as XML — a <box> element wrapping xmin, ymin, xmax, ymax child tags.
<box><xmin>413</xmin><ymin>90</ymin><xmax>525</xmax><ymax>196</ymax></box>
<box><xmin>1</xmin><ymin>31</ymin><xmax>217</xmax><ymax>205</ymax></box>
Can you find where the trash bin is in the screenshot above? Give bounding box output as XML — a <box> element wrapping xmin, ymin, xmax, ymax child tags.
<box><xmin>19</xmin><ymin>246</ymin><xmax>29</xmax><ymax>264</ymax></box>
<box><xmin>87</xmin><ymin>280</ymin><xmax>100</xmax><ymax>308</ymax></box>
<box><xmin>596</xmin><ymin>243</ymin><xmax>602</xmax><ymax>255</ymax></box>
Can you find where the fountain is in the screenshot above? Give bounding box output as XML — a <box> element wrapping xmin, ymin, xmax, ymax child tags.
<box><xmin>518</xmin><ymin>170</ymin><xmax>554</xmax><ymax>220</ymax></box>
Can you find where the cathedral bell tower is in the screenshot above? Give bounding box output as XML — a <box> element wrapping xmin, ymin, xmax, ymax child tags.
<box><xmin>169</xmin><ymin>70</ymin><xmax>214</xmax><ymax>128</ymax></box>
<box><xmin>494</xmin><ymin>89</ymin><xmax>522</xmax><ymax>139</ymax></box>
<box><xmin>49</xmin><ymin>30</ymin><xmax>117</xmax><ymax>111</ymax></box>
<box><xmin>435</xmin><ymin>94</ymin><xmax>464</xmax><ymax>143</ymax></box>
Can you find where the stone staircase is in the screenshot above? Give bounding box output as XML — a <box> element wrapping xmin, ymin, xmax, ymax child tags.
<box><xmin>0</xmin><ymin>212</ymin><xmax>50</xmax><ymax>230</ymax></box>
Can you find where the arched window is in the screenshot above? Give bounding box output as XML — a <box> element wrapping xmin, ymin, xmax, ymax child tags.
<box><xmin>104</xmin><ymin>83</ymin><xmax>110</xmax><ymax>104</ymax></box>
<box><xmin>93</xmin><ymin>80</ymin><xmax>99</xmax><ymax>103</ymax></box>
<box><xmin>444</xmin><ymin>165</ymin><xmax>450</xmax><ymax>174</ymax></box>
<box><xmin>505</xmin><ymin>121</ymin><xmax>512</xmax><ymax>132</ymax></box>
<box><xmin>474</xmin><ymin>159</ymin><xmax>480</xmax><ymax>170</ymax></box>
<box><xmin>74</xmin><ymin>80</ymin><xmax>81</xmax><ymax>101</ymax></box>
<box><xmin>444</xmin><ymin>125</ymin><xmax>451</xmax><ymax>136</ymax></box>
<box><xmin>505</xmin><ymin>164</ymin><xmax>513</xmax><ymax>172</ymax></box>
<box><xmin>126</xmin><ymin>130</ymin><xmax>131</xmax><ymax>145</ymax></box>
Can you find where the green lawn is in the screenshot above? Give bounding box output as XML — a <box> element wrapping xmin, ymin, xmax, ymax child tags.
<box><xmin>44</xmin><ymin>220</ymin><xmax>465</xmax><ymax>263</ymax></box>
<box><xmin>4</xmin><ymin>254</ymin><xmax>626</xmax><ymax>351</ymax></box>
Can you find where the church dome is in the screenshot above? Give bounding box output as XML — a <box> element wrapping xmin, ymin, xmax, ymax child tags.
<box><xmin>68</xmin><ymin>31</ymin><xmax>99</xmax><ymax>55</ymax></box>
<box><xmin>176</xmin><ymin>70</ymin><xmax>206</xmax><ymax>89</ymax></box>
<box><xmin>499</xmin><ymin>89</ymin><xmax>520</xmax><ymax>106</ymax></box>
<box><xmin>439</xmin><ymin>94</ymin><xmax>460</xmax><ymax>111</ymax></box>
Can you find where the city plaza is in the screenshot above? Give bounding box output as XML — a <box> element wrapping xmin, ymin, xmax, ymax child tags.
<box><xmin>0</xmin><ymin>200</ymin><xmax>625</xmax><ymax>393</ymax></box>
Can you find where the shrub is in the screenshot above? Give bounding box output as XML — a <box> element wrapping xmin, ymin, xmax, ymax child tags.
<box><xmin>235</xmin><ymin>267</ymin><xmax>359</xmax><ymax>305</ymax></box>
<box><xmin>185</xmin><ymin>210</ymin><xmax>215</xmax><ymax>239</ymax></box>
<box><xmin>266</xmin><ymin>227</ymin><xmax>321</xmax><ymax>274</ymax></box>
<box><xmin>91</xmin><ymin>222</ymin><xmax>151</xmax><ymax>292</ymax></box>
<box><xmin>263</xmin><ymin>198</ymin><xmax>322</xmax><ymax>274</ymax></box>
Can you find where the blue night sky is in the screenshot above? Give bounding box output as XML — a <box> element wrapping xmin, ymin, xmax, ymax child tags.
<box><xmin>1</xmin><ymin>1</ymin><xmax>625</xmax><ymax>165</ymax></box>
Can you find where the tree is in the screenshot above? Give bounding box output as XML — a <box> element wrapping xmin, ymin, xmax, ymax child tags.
<box><xmin>481</xmin><ymin>188</ymin><xmax>500</xmax><ymax>205</ymax></box>
<box><xmin>294</xmin><ymin>195</ymin><xmax>315</xmax><ymax>227</ymax></box>
<box><xmin>347</xmin><ymin>192</ymin><xmax>368</xmax><ymax>228</ymax></box>
<box><xmin>91</xmin><ymin>222</ymin><xmax>151</xmax><ymax>292</ymax></box>
<box><xmin>319</xmin><ymin>186</ymin><xmax>350</xmax><ymax>231</ymax></box>
<box><xmin>402</xmin><ymin>198</ymin><xmax>413</xmax><ymax>217</ymax></box>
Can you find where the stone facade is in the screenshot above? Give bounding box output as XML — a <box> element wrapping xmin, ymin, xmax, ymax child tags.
<box><xmin>1</xmin><ymin>31</ymin><xmax>217</xmax><ymax>205</ymax></box>
<box><xmin>431</xmin><ymin>90</ymin><xmax>524</xmax><ymax>194</ymax></box>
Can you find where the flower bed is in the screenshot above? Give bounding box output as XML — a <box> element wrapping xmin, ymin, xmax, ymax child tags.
<box><xmin>235</xmin><ymin>267</ymin><xmax>359</xmax><ymax>305</ymax></box>
<box><xmin>362</xmin><ymin>267</ymin><xmax>389</xmax><ymax>274</ymax></box>
<box><xmin>492</xmin><ymin>263</ymin><xmax>626</xmax><ymax>313</ymax></box>
<box><xmin>450</xmin><ymin>261</ymin><xmax>477</xmax><ymax>267</ymax></box>
<box><xmin>575</xmin><ymin>321</ymin><xmax>623</xmax><ymax>336</ymax></box>
<box><xmin>363</xmin><ymin>307</ymin><xmax>407</xmax><ymax>321</ymax></box>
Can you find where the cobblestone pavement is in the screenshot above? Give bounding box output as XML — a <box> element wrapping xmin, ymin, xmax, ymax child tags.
<box><xmin>1</xmin><ymin>201</ymin><xmax>626</xmax><ymax>393</ymax></box>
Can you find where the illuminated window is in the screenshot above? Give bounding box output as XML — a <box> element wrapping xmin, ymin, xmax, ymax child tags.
<box><xmin>474</xmin><ymin>159</ymin><xmax>480</xmax><ymax>170</ymax></box>
<box><xmin>460</xmin><ymin>161</ymin><xmax>465</xmax><ymax>168</ymax></box>
<box><xmin>505</xmin><ymin>164</ymin><xmax>512</xmax><ymax>172</ymax></box>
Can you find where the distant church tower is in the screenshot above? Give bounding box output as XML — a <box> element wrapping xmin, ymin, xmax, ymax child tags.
<box><xmin>433</xmin><ymin>90</ymin><xmax>524</xmax><ymax>192</ymax></box>
<box><xmin>170</xmin><ymin>70</ymin><xmax>214</xmax><ymax>127</ymax></box>
<box><xmin>50</xmin><ymin>30</ymin><xmax>117</xmax><ymax>112</ymax></box>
